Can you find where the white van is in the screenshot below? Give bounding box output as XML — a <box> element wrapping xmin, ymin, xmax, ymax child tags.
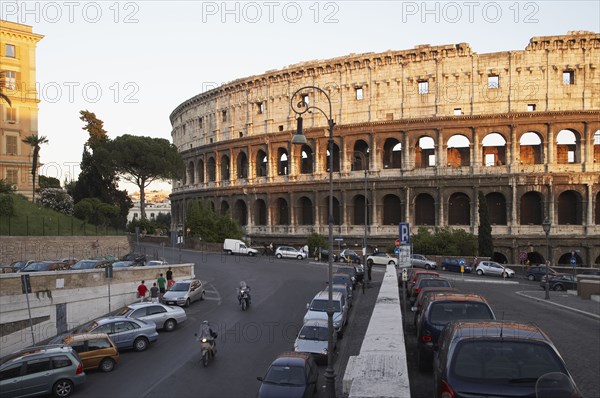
<box><xmin>223</xmin><ymin>239</ymin><xmax>258</xmax><ymax>256</ymax></box>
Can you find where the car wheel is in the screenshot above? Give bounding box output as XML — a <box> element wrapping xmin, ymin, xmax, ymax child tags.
<box><xmin>276</xmin><ymin>253</ymin><xmax>282</xmax><ymax>259</ymax></box>
<box><xmin>200</xmin><ymin>291</ymin><xmax>205</xmax><ymax>301</ymax></box>
<box><xmin>164</xmin><ymin>319</ymin><xmax>177</xmax><ymax>332</ymax></box>
<box><xmin>99</xmin><ymin>357</ymin><xmax>115</xmax><ymax>372</ymax></box>
<box><xmin>297</xmin><ymin>255</ymin><xmax>303</xmax><ymax>260</ymax></box>
<box><xmin>527</xmin><ymin>274</ymin><xmax>535</xmax><ymax>281</ymax></box>
<box><xmin>367</xmin><ymin>260</ymin><xmax>374</xmax><ymax>266</ymax></box>
<box><xmin>185</xmin><ymin>298</ymin><xmax>191</xmax><ymax>307</ymax></box>
<box><xmin>134</xmin><ymin>336</ymin><xmax>149</xmax><ymax>352</ymax></box>
<box><xmin>425</xmin><ymin>264</ymin><xmax>431</xmax><ymax>270</ymax></box>
<box><xmin>553</xmin><ymin>284</ymin><xmax>564</xmax><ymax>291</ymax></box>
<box><xmin>227</xmin><ymin>250</ymin><xmax>233</xmax><ymax>255</ymax></box>
<box><xmin>476</xmin><ymin>269</ymin><xmax>483</xmax><ymax>276</ymax></box>
<box><xmin>53</xmin><ymin>379</ymin><xmax>74</xmax><ymax>397</ymax></box>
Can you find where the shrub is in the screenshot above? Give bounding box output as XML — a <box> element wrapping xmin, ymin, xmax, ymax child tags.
<box><xmin>0</xmin><ymin>193</ymin><xmax>15</xmax><ymax>216</ymax></box>
<box><xmin>38</xmin><ymin>188</ymin><xmax>74</xmax><ymax>215</ymax></box>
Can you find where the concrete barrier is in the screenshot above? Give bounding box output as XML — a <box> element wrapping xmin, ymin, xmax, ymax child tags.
<box><xmin>343</xmin><ymin>264</ymin><xmax>411</xmax><ymax>397</ymax></box>
<box><xmin>577</xmin><ymin>275</ymin><xmax>600</xmax><ymax>299</ymax></box>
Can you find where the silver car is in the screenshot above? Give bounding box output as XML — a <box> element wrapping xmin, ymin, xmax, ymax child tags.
<box><xmin>112</xmin><ymin>303</ymin><xmax>187</xmax><ymax>332</ymax></box>
<box><xmin>410</xmin><ymin>254</ymin><xmax>437</xmax><ymax>269</ymax></box>
<box><xmin>294</xmin><ymin>319</ymin><xmax>334</xmax><ymax>364</ymax></box>
<box><xmin>475</xmin><ymin>261</ymin><xmax>515</xmax><ymax>278</ymax></box>
<box><xmin>73</xmin><ymin>317</ymin><xmax>158</xmax><ymax>352</ymax></box>
<box><xmin>275</xmin><ymin>246</ymin><xmax>308</xmax><ymax>260</ymax></box>
<box><xmin>162</xmin><ymin>279</ymin><xmax>206</xmax><ymax>307</ymax></box>
<box><xmin>367</xmin><ymin>252</ymin><xmax>398</xmax><ymax>266</ymax></box>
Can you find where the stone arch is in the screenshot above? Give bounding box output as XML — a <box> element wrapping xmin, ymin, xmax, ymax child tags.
<box><xmin>221</xmin><ymin>154</ymin><xmax>230</xmax><ymax>181</ymax></box>
<box><xmin>187</xmin><ymin>160</ymin><xmax>195</xmax><ymax>185</ymax></box>
<box><xmin>237</xmin><ymin>152</ymin><xmax>248</xmax><ymax>179</ymax></box>
<box><xmin>220</xmin><ymin>200</ymin><xmax>229</xmax><ymax>216</ymax></box>
<box><xmin>492</xmin><ymin>252</ymin><xmax>508</xmax><ymax>264</ymax></box>
<box><xmin>383</xmin><ymin>138</ymin><xmax>402</xmax><ymax>169</ymax></box>
<box><xmin>448</xmin><ymin>192</ymin><xmax>470</xmax><ymax>225</ymax></box>
<box><xmin>297</xmin><ymin>196</ymin><xmax>314</xmax><ymax>225</ymax></box>
<box><xmin>415</xmin><ymin>136</ymin><xmax>435</xmax><ymax>168</ymax></box>
<box><xmin>256</xmin><ymin>150</ymin><xmax>268</xmax><ymax>177</ymax></box>
<box><xmin>353</xmin><ymin>140</ymin><xmax>369</xmax><ymax>171</ymax></box>
<box><xmin>382</xmin><ymin>194</ymin><xmax>402</xmax><ymax>225</ymax></box>
<box><xmin>254</xmin><ymin>199</ymin><xmax>267</xmax><ymax>226</ymax></box>
<box><xmin>485</xmin><ymin>192</ymin><xmax>507</xmax><ymax>225</ymax></box>
<box><xmin>482</xmin><ymin>133</ymin><xmax>507</xmax><ymax>166</ymax></box>
<box><xmin>415</xmin><ymin>193</ymin><xmax>435</xmax><ymax>225</ymax></box>
<box><xmin>277</xmin><ymin>148</ymin><xmax>289</xmax><ymax>175</ymax></box>
<box><xmin>197</xmin><ymin>159</ymin><xmax>205</xmax><ymax>183</ymax></box>
<box><xmin>353</xmin><ymin>194</ymin><xmax>369</xmax><ymax>225</ymax></box>
<box><xmin>557</xmin><ymin>190</ymin><xmax>582</xmax><ymax>225</ymax></box>
<box><xmin>520</xmin><ymin>191</ymin><xmax>544</xmax><ymax>225</ymax></box>
<box><xmin>322</xmin><ymin>196</ymin><xmax>341</xmax><ymax>225</ymax></box>
<box><xmin>556</xmin><ymin>129</ymin><xmax>581</xmax><ymax>164</ymax></box>
<box><xmin>234</xmin><ymin>199</ymin><xmax>247</xmax><ymax>226</ymax></box>
<box><xmin>207</xmin><ymin>157</ymin><xmax>216</xmax><ymax>182</ymax></box>
<box><xmin>326</xmin><ymin>143</ymin><xmax>340</xmax><ymax>172</ymax></box>
<box><xmin>300</xmin><ymin>145</ymin><xmax>314</xmax><ymax>174</ymax></box>
<box><xmin>557</xmin><ymin>251</ymin><xmax>583</xmax><ymax>266</ymax></box>
<box><xmin>519</xmin><ymin>131</ymin><xmax>543</xmax><ymax>165</ymax></box>
<box><xmin>276</xmin><ymin>197</ymin><xmax>289</xmax><ymax>225</ymax></box>
<box><xmin>446</xmin><ymin>134</ymin><xmax>470</xmax><ymax>167</ymax></box>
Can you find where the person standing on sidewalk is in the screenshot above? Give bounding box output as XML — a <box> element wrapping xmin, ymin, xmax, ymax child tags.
<box><xmin>166</xmin><ymin>267</ymin><xmax>174</xmax><ymax>289</ymax></box>
<box><xmin>150</xmin><ymin>283</ymin><xmax>159</xmax><ymax>303</ymax></box>
<box><xmin>137</xmin><ymin>281</ymin><xmax>148</xmax><ymax>302</ymax></box>
<box><xmin>157</xmin><ymin>273</ymin><xmax>167</xmax><ymax>299</ymax></box>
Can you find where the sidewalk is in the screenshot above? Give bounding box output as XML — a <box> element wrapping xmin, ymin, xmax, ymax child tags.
<box><xmin>515</xmin><ymin>290</ymin><xmax>600</xmax><ymax>320</ymax></box>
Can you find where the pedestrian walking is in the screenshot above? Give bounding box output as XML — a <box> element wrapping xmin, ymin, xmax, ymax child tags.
<box><xmin>166</xmin><ymin>267</ymin><xmax>173</xmax><ymax>286</ymax></box>
<box><xmin>137</xmin><ymin>280</ymin><xmax>148</xmax><ymax>302</ymax></box>
<box><xmin>157</xmin><ymin>273</ymin><xmax>167</xmax><ymax>298</ymax></box>
<box><xmin>150</xmin><ymin>283</ymin><xmax>159</xmax><ymax>303</ymax></box>
<box><xmin>269</xmin><ymin>242</ymin><xmax>273</xmax><ymax>255</ymax></box>
<box><xmin>262</xmin><ymin>243</ymin><xmax>269</xmax><ymax>256</ymax></box>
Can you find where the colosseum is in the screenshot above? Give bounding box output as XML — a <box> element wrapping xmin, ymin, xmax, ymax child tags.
<box><xmin>170</xmin><ymin>31</ymin><xmax>600</xmax><ymax>267</ymax></box>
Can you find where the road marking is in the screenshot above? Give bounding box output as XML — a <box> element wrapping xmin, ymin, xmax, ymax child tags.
<box><xmin>515</xmin><ymin>291</ymin><xmax>600</xmax><ymax>320</ymax></box>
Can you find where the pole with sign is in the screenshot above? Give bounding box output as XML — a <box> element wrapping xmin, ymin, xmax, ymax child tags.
<box><xmin>398</xmin><ymin>223</ymin><xmax>411</xmax><ymax>268</ymax></box>
<box><xmin>21</xmin><ymin>275</ymin><xmax>36</xmax><ymax>345</ymax></box>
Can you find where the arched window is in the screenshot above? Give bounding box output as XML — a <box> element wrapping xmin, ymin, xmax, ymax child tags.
<box><xmin>276</xmin><ymin>198</ymin><xmax>289</xmax><ymax>225</ymax></box>
<box><xmin>446</xmin><ymin>135</ymin><xmax>470</xmax><ymax>167</ymax></box>
<box><xmin>326</xmin><ymin>143</ymin><xmax>340</xmax><ymax>172</ymax></box>
<box><xmin>383</xmin><ymin>139</ymin><xmax>402</xmax><ymax>169</ymax></box>
<box><xmin>353</xmin><ymin>141</ymin><xmax>369</xmax><ymax>171</ymax></box>
<box><xmin>416</xmin><ymin>137</ymin><xmax>435</xmax><ymax>168</ymax></box>
<box><xmin>482</xmin><ymin>133</ymin><xmax>507</xmax><ymax>166</ymax></box>
<box><xmin>383</xmin><ymin>194</ymin><xmax>402</xmax><ymax>224</ymax></box>
<box><xmin>254</xmin><ymin>199</ymin><xmax>267</xmax><ymax>225</ymax></box>
<box><xmin>519</xmin><ymin>132</ymin><xmax>543</xmax><ymax>165</ymax></box>
<box><xmin>520</xmin><ymin>191</ymin><xmax>543</xmax><ymax>225</ymax></box>
<box><xmin>277</xmin><ymin>148</ymin><xmax>289</xmax><ymax>176</ymax></box>
<box><xmin>256</xmin><ymin>150</ymin><xmax>268</xmax><ymax>177</ymax></box>
<box><xmin>221</xmin><ymin>155</ymin><xmax>230</xmax><ymax>181</ymax></box>
<box><xmin>234</xmin><ymin>199</ymin><xmax>247</xmax><ymax>226</ymax></box>
<box><xmin>300</xmin><ymin>145</ymin><xmax>313</xmax><ymax>174</ymax></box>
<box><xmin>448</xmin><ymin>192</ymin><xmax>470</xmax><ymax>225</ymax></box>
<box><xmin>207</xmin><ymin>157</ymin><xmax>216</xmax><ymax>182</ymax></box>
<box><xmin>415</xmin><ymin>193</ymin><xmax>435</xmax><ymax>225</ymax></box>
<box><xmin>557</xmin><ymin>190</ymin><xmax>582</xmax><ymax>225</ymax></box>
<box><xmin>485</xmin><ymin>192</ymin><xmax>507</xmax><ymax>225</ymax></box>
<box><xmin>298</xmin><ymin>197</ymin><xmax>314</xmax><ymax>225</ymax></box>
<box><xmin>237</xmin><ymin>152</ymin><xmax>248</xmax><ymax>179</ymax></box>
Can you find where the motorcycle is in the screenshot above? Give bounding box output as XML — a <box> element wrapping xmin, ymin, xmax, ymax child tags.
<box><xmin>535</xmin><ymin>372</ymin><xmax>582</xmax><ymax>398</ymax></box>
<box><xmin>195</xmin><ymin>328</ymin><xmax>217</xmax><ymax>367</ymax></box>
<box><xmin>238</xmin><ymin>287</ymin><xmax>250</xmax><ymax>311</ymax></box>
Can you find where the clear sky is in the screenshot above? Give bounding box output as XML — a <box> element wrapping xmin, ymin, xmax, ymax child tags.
<box><xmin>2</xmin><ymin>1</ymin><xmax>599</xmax><ymax>193</ymax></box>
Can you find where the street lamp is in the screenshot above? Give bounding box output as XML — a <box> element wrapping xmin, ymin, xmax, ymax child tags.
<box><xmin>542</xmin><ymin>217</ymin><xmax>551</xmax><ymax>300</ymax></box>
<box><xmin>290</xmin><ymin>86</ymin><xmax>336</xmax><ymax>397</ymax></box>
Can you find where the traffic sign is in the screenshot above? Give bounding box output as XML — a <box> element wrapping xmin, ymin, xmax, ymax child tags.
<box><xmin>399</xmin><ymin>223</ymin><xmax>410</xmax><ymax>244</ymax></box>
<box><xmin>458</xmin><ymin>258</ymin><xmax>465</xmax><ymax>266</ymax></box>
<box><xmin>401</xmin><ymin>268</ymin><xmax>408</xmax><ymax>281</ymax></box>
<box><xmin>394</xmin><ymin>247</ymin><xmax>399</xmax><ymax>255</ymax></box>
<box><xmin>570</xmin><ymin>256</ymin><xmax>576</xmax><ymax>265</ymax></box>
<box><xmin>519</xmin><ymin>251</ymin><xmax>527</xmax><ymax>261</ymax></box>
<box><xmin>395</xmin><ymin>239</ymin><xmax>400</xmax><ymax>247</ymax></box>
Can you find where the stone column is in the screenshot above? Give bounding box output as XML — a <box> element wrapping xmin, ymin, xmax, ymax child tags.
<box><xmin>546</xmin><ymin>123</ymin><xmax>555</xmax><ymax>167</ymax></box>
<box><xmin>471</xmin><ymin>127</ymin><xmax>480</xmax><ymax>167</ymax></box>
<box><xmin>437</xmin><ymin>187</ymin><xmax>444</xmax><ymax>227</ymax></box>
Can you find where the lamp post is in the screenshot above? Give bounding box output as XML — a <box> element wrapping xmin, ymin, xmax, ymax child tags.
<box><xmin>542</xmin><ymin>217</ymin><xmax>551</xmax><ymax>300</ymax></box>
<box><xmin>290</xmin><ymin>86</ymin><xmax>336</xmax><ymax>397</ymax></box>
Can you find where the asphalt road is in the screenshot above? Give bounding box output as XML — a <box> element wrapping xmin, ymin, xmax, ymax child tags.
<box><xmin>403</xmin><ymin>271</ymin><xmax>600</xmax><ymax>398</ymax></box>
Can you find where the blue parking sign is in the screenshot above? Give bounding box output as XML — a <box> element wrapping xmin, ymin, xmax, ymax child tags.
<box><xmin>570</xmin><ymin>256</ymin><xmax>576</xmax><ymax>265</ymax></box>
<box><xmin>399</xmin><ymin>223</ymin><xmax>410</xmax><ymax>244</ymax></box>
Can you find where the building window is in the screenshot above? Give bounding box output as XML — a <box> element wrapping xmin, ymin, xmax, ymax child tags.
<box><xmin>3</xmin><ymin>71</ymin><xmax>16</xmax><ymax>90</ymax></box>
<box><xmin>133</xmin><ymin>213</ymin><xmax>138</xmax><ymax>218</ymax></box>
<box><xmin>6</xmin><ymin>135</ymin><xmax>18</xmax><ymax>155</ymax></box>
<box><xmin>6</xmin><ymin>107</ymin><xmax>16</xmax><ymax>123</ymax></box>
<box><xmin>355</xmin><ymin>87</ymin><xmax>363</xmax><ymax>100</ymax></box>
<box><xmin>487</xmin><ymin>75</ymin><xmax>499</xmax><ymax>89</ymax></box>
<box><xmin>527</xmin><ymin>104</ymin><xmax>536</xmax><ymax>111</ymax></box>
<box><xmin>563</xmin><ymin>71</ymin><xmax>574</xmax><ymax>85</ymax></box>
<box><xmin>257</xmin><ymin>102</ymin><xmax>264</xmax><ymax>114</ymax></box>
<box><xmin>222</xmin><ymin>110</ymin><xmax>227</xmax><ymax>122</ymax></box>
<box><xmin>485</xmin><ymin>154</ymin><xmax>496</xmax><ymax>167</ymax></box>
<box><xmin>418</xmin><ymin>81</ymin><xmax>429</xmax><ymax>94</ymax></box>
<box><xmin>6</xmin><ymin>169</ymin><xmax>18</xmax><ymax>185</ymax></box>
<box><xmin>301</xmin><ymin>94</ymin><xmax>309</xmax><ymax>105</ymax></box>
<box><xmin>5</xmin><ymin>44</ymin><xmax>15</xmax><ymax>58</ymax></box>
<box><xmin>199</xmin><ymin>117</ymin><xmax>203</xmax><ymax>128</ymax></box>
<box><xmin>453</xmin><ymin>108</ymin><xmax>462</xmax><ymax>115</ymax></box>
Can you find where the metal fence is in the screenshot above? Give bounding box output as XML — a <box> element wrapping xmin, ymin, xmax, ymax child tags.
<box><xmin>0</xmin><ymin>216</ymin><xmax>125</xmax><ymax>236</ymax></box>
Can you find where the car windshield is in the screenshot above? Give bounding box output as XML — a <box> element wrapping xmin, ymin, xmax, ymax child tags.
<box><xmin>419</xmin><ymin>279</ymin><xmax>451</xmax><ymax>288</ymax></box>
<box><xmin>75</xmin><ymin>320</ymin><xmax>99</xmax><ymax>333</ymax></box>
<box><xmin>429</xmin><ymin>302</ymin><xmax>493</xmax><ymax>324</ymax></box>
<box><xmin>310</xmin><ymin>299</ymin><xmax>341</xmax><ymax>312</ymax></box>
<box><xmin>112</xmin><ymin>306</ymin><xmax>134</xmax><ymax>317</ymax></box>
<box><xmin>263</xmin><ymin>365</ymin><xmax>306</xmax><ymax>386</ymax></box>
<box><xmin>299</xmin><ymin>325</ymin><xmax>328</xmax><ymax>341</ymax></box>
<box><xmin>23</xmin><ymin>262</ymin><xmax>50</xmax><ymax>271</ymax></box>
<box><xmin>170</xmin><ymin>282</ymin><xmax>190</xmax><ymax>292</ymax></box>
<box><xmin>72</xmin><ymin>261</ymin><xmax>96</xmax><ymax>269</ymax></box>
<box><xmin>332</xmin><ymin>275</ymin><xmax>350</xmax><ymax>285</ymax></box>
<box><xmin>452</xmin><ymin>340</ymin><xmax>566</xmax><ymax>383</ymax></box>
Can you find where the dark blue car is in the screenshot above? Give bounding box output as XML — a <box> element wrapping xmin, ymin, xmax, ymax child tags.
<box><xmin>257</xmin><ymin>352</ymin><xmax>319</xmax><ymax>397</ymax></box>
<box><xmin>440</xmin><ymin>258</ymin><xmax>472</xmax><ymax>273</ymax></box>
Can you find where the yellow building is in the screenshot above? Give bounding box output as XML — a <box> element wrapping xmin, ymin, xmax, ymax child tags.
<box><xmin>0</xmin><ymin>20</ymin><xmax>43</xmax><ymax>200</ymax></box>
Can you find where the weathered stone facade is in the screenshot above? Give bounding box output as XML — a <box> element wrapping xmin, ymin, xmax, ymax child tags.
<box><xmin>170</xmin><ymin>32</ymin><xmax>600</xmax><ymax>266</ymax></box>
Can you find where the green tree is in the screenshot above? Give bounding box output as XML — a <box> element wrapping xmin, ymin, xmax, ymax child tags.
<box><xmin>21</xmin><ymin>134</ymin><xmax>49</xmax><ymax>203</ymax></box>
<box><xmin>477</xmin><ymin>191</ymin><xmax>494</xmax><ymax>258</ymax></box>
<box><xmin>73</xmin><ymin>197</ymin><xmax>119</xmax><ymax>226</ymax></box>
<box><xmin>185</xmin><ymin>200</ymin><xmax>242</xmax><ymax>243</ymax></box>
<box><xmin>307</xmin><ymin>232</ymin><xmax>327</xmax><ymax>254</ymax></box>
<box><xmin>0</xmin><ymin>71</ymin><xmax>11</xmax><ymax>106</ymax></box>
<box><xmin>39</xmin><ymin>175</ymin><xmax>61</xmax><ymax>189</ymax></box>
<box><xmin>412</xmin><ymin>227</ymin><xmax>477</xmax><ymax>256</ymax></box>
<box><xmin>111</xmin><ymin>134</ymin><xmax>184</xmax><ymax>220</ymax></box>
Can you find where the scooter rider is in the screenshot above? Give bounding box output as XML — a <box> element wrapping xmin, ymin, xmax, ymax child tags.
<box><xmin>197</xmin><ymin>320</ymin><xmax>218</xmax><ymax>351</ymax></box>
<box><xmin>238</xmin><ymin>281</ymin><xmax>251</xmax><ymax>304</ymax></box>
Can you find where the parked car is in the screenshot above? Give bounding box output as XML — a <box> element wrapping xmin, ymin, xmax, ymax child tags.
<box><xmin>525</xmin><ymin>265</ymin><xmax>559</xmax><ymax>281</ymax></box>
<box><xmin>411</xmin><ymin>287</ymin><xmax>459</xmax><ymax>329</ymax></box>
<box><xmin>60</xmin><ymin>333</ymin><xmax>120</xmax><ymax>372</ymax></box>
<box><xmin>70</xmin><ymin>259</ymin><xmax>111</xmax><ymax>270</ymax></box>
<box><xmin>367</xmin><ymin>252</ymin><xmax>397</xmax><ymax>266</ymax></box>
<box><xmin>111</xmin><ymin>302</ymin><xmax>187</xmax><ymax>332</ymax></box>
<box><xmin>223</xmin><ymin>238</ymin><xmax>258</xmax><ymax>256</ymax></box>
<box><xmin>162</xmin><ymin>279</ymin><xmax>205</xmax><ymax>307</ymax></box>
<box><xmin>440</xmin><ymin>258</ymin><xmax>472</xmax><ymax>273</ymax></box>
<box><xmin>408</xmin><ymin>271</ymin><xmax>443</xmax><ymax>298</ymax></box>
<box><xmin>314</xmin><ymin>247</ymin><xmax>337</xmax><ymax>262</ymax></box>
<box><xmin>433</xmin><ymin>320</ymin><xmax>582</xmax><ymax>398</ymax></box>
<box><xmin>335</xmin><ymin>265</ymin><xmax>360</xmax><ymax>288</ymax></box>
<box><xmin>257</xmin><ymin>352</ymin><xmax>319</xmax><ymax>398</ymax></box>
<box><xmin>475</xmin><ymin>261</ymin><xmax>515</xmax><ymax>278</ymax></box>
<box><xmin>330</xmin><ymin>283</ymin><xmax>353</xmax><ymax>308</ymax></box>
<box><xmin>111</xmin><ymin>260</ymin><xmax>135</xmax><ymax>268</ymax></box>
<box><xmin>8</xmin><ymin>260</ymin><xmax>35</xmax><ymax>272</ymax></box>
<box><xmin>56</xmin><ymin>257</ymin><xmax>79</xmax><ymax>267</ymax></box>
<box><xmin>120</xmin><ymin>252</ymin><xmax>146</xmax><ymax>265</ymax></box>
<box><xmin>18</xmin><ymin>260</ymin><xmax>67</xmax><ymax>272</ymax></box>
<box><xmin>339</xmin><ymin>249</ymin><xmax>361</xmax><ymax>264</ymax></box>
<box><xmin>275</xmin><ymin>246</ymin><xmax>307</xmax><ymax>260</ymax></box>
<box><xmin>408</xmin><ymin>277</ymin><xmax>453</xmax><ymax>306</ymax></box>
<box><xmin>90</xmin><ymin>255</ymin><xmax>118</xmax><ymax>264</ymax></box>
<box><xmin>71</xmin><ymin>317</ymin><xmax>158</xmax><ymax>352</ymax></box>
<box><xmin>541</xmin><ymin>274</ymin><xmax>578</xmax><ymax>291</ymax></box>
<box><xmin>294</xmin><ymin>319</ymin><xmax>332</xmax><ymax>364</ymax></box>
<box><xmin>410</xmin><ymin>254</ymin><xmax>437</xmax><ymax>269</ymax></box>
<box><xmin>331</xmin><ymin>272</ymin><xmax>355</xmax><ymax>294</ymax></box>
<box><xmin>304</xmin><ymin>290</ymin><xmax>348</xmax><ymax>337</ymax></box>
<box><xmin>404</xmin><ymin>270</ymin><xmax>440</xmax><ymax>296</ymax></box>
<box><xmin>416</xmin><ymin>293</ymin><xmax>495</xmax><ymax>371</ymax></box>
<box><xmin>145</xmin><ymin>259</ymin><xmax>168</xmax><ymax>266</ymax></box>
<box><xmin>0</xmin><ymin>345</ymin><xmax>86</xmax><ymax>398</ymax></box>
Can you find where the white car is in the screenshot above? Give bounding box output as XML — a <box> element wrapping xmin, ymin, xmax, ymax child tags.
<box><xmin>294</xmin><ymin>319</ymin><xmax>333</xmax><ymax>363</ymax></box>
<box><xmin>275</xmin><ymin>246</ymin><xmax>307</xmax><ymax>260</ymax></box>
<box><xmin>367</xmin><ymin>252</ymin><xmax>398</xmax><ymax>266</ymax></box>
<box><xmin>475</xmin><ymin>261</ymin><xmax>515</xmax><ymax>278</ymax></box>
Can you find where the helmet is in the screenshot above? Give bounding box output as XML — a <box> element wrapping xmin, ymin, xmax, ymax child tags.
<box><xmin>202</xmin><ymin>320</ymin><xmax>209</xmax><ymax>324</ymax></box>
